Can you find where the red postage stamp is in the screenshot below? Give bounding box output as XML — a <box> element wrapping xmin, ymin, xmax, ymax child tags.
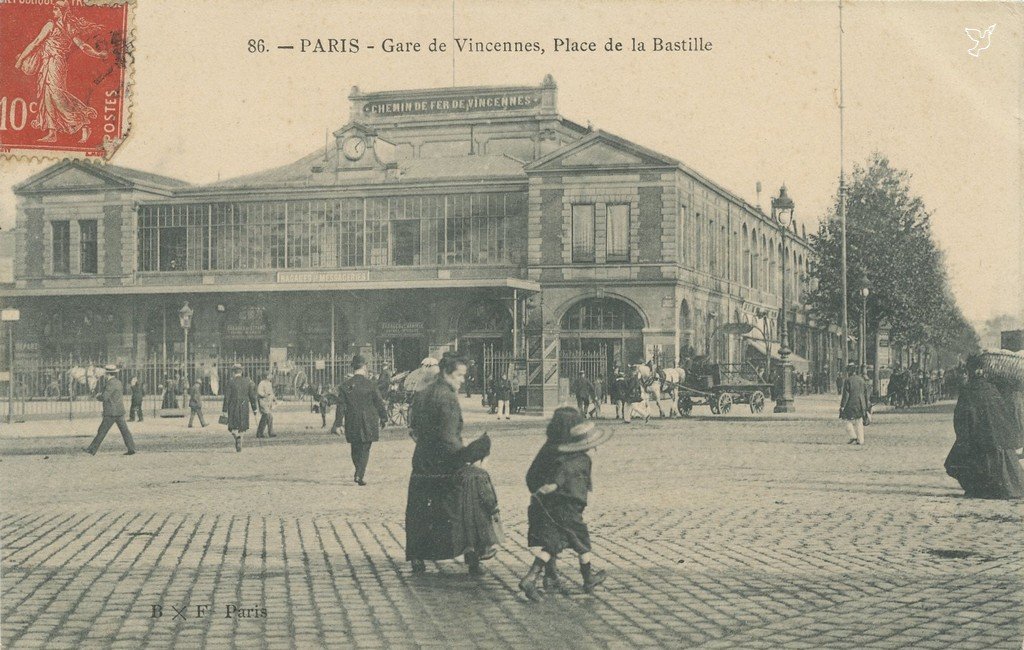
<box><xmin>0</xmin><ymin>0</ymin><xmax>132</xmax><ymax>159</ymax></box>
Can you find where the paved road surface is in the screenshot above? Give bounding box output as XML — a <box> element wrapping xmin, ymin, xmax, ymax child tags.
<box><xmin>1</xmin><ymin>398</ymin><xmax>1021</xmax><ymax>648</ymax></box>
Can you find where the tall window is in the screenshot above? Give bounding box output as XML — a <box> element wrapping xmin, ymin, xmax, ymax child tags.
<box><xmin>708</xmin><ymin>217</ymin><xmax>716</xmax><ymax>272</ymax></box>
<box><xmin>678</xmin><ymin>205</ymin><xmax>687</xmax><ymax>266</ymax></box>
<box><xmin>571</xmin><ymin>204</ymin><xmax>595</xmax><ymax>262</ymax></box>
<box><xmin>606</xmin><ymin>204</ymin><xmax>629</xmax><ymax>262</ymax></box>
<box><xmin>51</xmin><ymin>221</ymin><xmax>70</xmax><ymax>274</ymax></box>
<box><xmin>79</xmin><ymin>219</ymin><xmax>98</xmax><ymax>274</ymax></box>
<box><xmin>694</xmin><ymin>212</ymin><xmax>703</xmax><ymax>270</ymax></box>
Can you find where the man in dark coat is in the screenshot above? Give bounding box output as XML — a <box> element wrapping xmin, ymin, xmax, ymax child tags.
<box><xmin>944</xmin><ymin>356</ymin><xmax>1024</xmax><ymax>499</ymax></box>
<box><xmin>571</xmin><ymin>371</ymin><xmax>597</xmax><ymax>418</ymax></box>
<box><xmin>86</xmin><ymin>364</ymin><xmax>136</xmax><ymax>455</ymax></box>
<box><xmin>405</xmin><ymin>353</ymin><xmax>491</xmax><ymax>574</ymax></box>
<box><xmin>840</xmin><ymin>363</ymin><xmax>868</xmax><ymax>445</ymax></box>
<box><xmin>336</xmin><ymin>355</ymin><xmax>388</xmax><ymax>485</ymax></box>
<box><xmin>222</xmin><ymin>363</ymin><xmax>257</xmax><ymax>452</ymax></box>
<box><xmin>610</xmin><ymin>369</ymin><xmax>628</xmax><ymax>420</ymax></box>
<box><xmin>128</xmin><ymin>375</ymin><xmax>145</xmax><ymax>422</ymax></box>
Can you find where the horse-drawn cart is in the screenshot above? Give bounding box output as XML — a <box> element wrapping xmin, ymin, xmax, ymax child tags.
<box><xmin>675</xmin><ymin>362</ymin><xmax>772</xmax><ymax>416</ymax></box>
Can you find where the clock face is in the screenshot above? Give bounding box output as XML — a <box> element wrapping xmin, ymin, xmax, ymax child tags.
<box><xmin>342</xmin><ymin>136</ymin><xmax>366</xmax><ymax>161</ymax></box>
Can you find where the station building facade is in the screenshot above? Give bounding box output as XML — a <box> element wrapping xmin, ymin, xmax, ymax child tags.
<box><xmin>5</xmin><ymin>76</ymin><xmax>837</xmax><ymax>409</ymax></box>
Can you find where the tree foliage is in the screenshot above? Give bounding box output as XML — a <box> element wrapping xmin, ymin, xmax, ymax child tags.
<box><xmin>806</xmin><ymin>153</ymin><xmax>978</xmax><ymax>358</ymax></box>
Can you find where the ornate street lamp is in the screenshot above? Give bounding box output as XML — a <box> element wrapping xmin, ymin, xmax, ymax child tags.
<box><xmin>178</xmin><ymin>301</ymin><xmax>193</xmax><ymax>385</ymax></box>
<box><xmin>771</xmin><ymin>185</ymin><xmax>796</xmax><ymax>413</ymax></box>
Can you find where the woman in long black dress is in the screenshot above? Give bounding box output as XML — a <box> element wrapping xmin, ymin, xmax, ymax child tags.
<box><xmin>405</xmin><ymin>353</ymin><xmax>491</xmax><ymax>574</ymax></box>
<box><xmin>944</xmin><ymin>355</ymin><xmax>1024</xmax><ymax>499</ymax></box>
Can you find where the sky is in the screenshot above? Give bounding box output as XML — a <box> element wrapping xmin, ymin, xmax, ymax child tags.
<box><xmin>1</xmin><ymin>0</ymin><xmax>1021</xmax><ymax>327</ymax></box>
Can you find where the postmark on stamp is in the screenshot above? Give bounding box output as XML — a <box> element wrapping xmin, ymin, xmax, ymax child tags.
<box><xmin>0</xmin><ymin>0</ymin><xmax>132</xmax><ymax>160</ymax></box>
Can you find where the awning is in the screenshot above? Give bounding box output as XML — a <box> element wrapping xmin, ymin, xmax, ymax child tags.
<box><xmin>745</xmin><ymin>338</ymin><xmax>810</xmax><ymax>373</ymax></box>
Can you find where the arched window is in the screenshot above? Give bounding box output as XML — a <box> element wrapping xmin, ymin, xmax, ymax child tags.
<box><xmin>760</xmin><ymin>235</ymin><xmax>768</xmax><ymax>292</ymax></box>
<box><xmin>742</xmin><ymin>225</ymin><xmax>751</xmax><ymax>287</ymax></box>
<box><xmin>797</xmin><ymin>254</ymin><xmax>805</xmax><ymax>297</ymax></box>
<box><xmin>750</xmin><ymin>228</ymin><xmax>759</xmax><ymax>289</ymax></box>
<box><xmin>768</xmin><ymin>239</ymin><xmax>777</xmax><ymax>294</ymax></box>
<box><xmin>561</xmin><ymin>297</ymin><xmax>644</xmax><ymax>332</ymax></box>
<box><xmin>791</xmin><ymin>250</ymin><xmax>798</xmax><ymax>300</ymax></box>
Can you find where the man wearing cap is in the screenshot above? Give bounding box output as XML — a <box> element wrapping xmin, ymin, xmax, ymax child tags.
<box><xmin>222</xmin><ymin>363</ymin><xmax>257</xmax><ymax>452</ymax></box>
<box><xmin>85</xmin><ymin>364</ymin><xmax>136</xmax><ymax>456</ymax></box>
<box><xmin>336</xmin><ymin>354</ymin><xmax>388</xmax><ymax>485</ymax></box>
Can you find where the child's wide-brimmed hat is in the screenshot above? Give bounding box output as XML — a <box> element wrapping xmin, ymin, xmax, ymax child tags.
<box><xmin>557</xmin><ymin>420</ymin><xmax>612</xmax><ymax>453</ymax></box>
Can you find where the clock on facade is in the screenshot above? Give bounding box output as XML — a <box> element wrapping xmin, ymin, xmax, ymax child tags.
<box><xmin>342</xmin><ymin>136</ymin><xmax>366</xmax><ymax>161</ymax></box>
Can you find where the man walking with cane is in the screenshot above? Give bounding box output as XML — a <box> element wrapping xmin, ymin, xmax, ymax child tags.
<box><xmin>85</xmin><ymin>364</ymin><xmax>137</xmax><ymax>456</ymax></box>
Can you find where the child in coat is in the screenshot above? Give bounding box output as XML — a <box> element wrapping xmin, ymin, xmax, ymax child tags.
<box><xmin>519</xmin><ymin>406</ymin><xmax>612</xmax><ymax>600</ymax></box>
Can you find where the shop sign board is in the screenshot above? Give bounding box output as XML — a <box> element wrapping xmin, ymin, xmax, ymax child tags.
<box><xmin>277</xmin><ymin>270</ymin><xmax>369</xmax><ymax>284</ymax></box>
<box><xmin>380</xmin><ymin>321</ymin><xmax>424</xmax><ymax>337</ymax></box>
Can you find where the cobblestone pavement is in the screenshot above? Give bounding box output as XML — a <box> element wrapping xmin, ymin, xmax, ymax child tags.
<box><xmin>1</xmin><ymin>398</ymin><xmax>1022</xmax><ymax>649</ymax></box>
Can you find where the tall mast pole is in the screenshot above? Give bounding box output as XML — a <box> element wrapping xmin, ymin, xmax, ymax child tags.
<box><xmin>839</xmin><ymin>0</ymin><xmax>850</xmax><ymax>371</ymax></box>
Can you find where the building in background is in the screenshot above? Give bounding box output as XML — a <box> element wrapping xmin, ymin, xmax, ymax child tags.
<box><xmin>4</xmin><ymin>76</ymin><xmax>836</xmax><ymax>410</ymax></box>
<box><xmin>1001</xmin><ymin>330</ymin><xmax>1023</xmax><ymax>352</ymax></box>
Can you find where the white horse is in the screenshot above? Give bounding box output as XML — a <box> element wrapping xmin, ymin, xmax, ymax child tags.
<box><xmin>67</xmin><ymin>364</ymin><xmax>104</xmax><ymax>398</ymax></box>
<box><xmin>633</xmin><ymin>364</ymin><xmax>687</xmax><ymax>417</ymax></box>
<box><xmin>632</xmin><ymin>364</ymin><xmax>667</xmax><ymax>417</ymax></box>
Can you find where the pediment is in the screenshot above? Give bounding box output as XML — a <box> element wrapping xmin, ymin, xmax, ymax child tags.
<box><xmin>332</xmin><ymin>121</ymin><xmax>378</xmax><ymax>139</ymax></box>
<box><xmin>561</xmin><ymin>142</ymin><xmax>645</xmax><ymax>166</ymax></box>
<box><xmin>39</xmin><ymin>167</ymin><xmax>116</xmax><ymax>190</ymax></box>
<box><xmin>15</xmin><ymin>161</ymin><xmax>128</xmax><ymax>193</ymax></box>
<box><xmin>525</xmin><ymin>130</ymin><xmax>679</xmax><ymax>172</ymax></box>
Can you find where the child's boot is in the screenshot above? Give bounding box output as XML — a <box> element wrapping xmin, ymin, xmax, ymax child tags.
<box><xmin>519</xmin><ymin>558</ymin><xmax>545</xmax><ymax>601</ymax></box>
<box><xmin>543</xmin><ymin>557</ymin><xmax>568</xmax><ymax>595</ymax></box>
<box><xmin>580</xmin><ymin>561</ymin><xmax>606</xmax><ymax>594</ymax></box>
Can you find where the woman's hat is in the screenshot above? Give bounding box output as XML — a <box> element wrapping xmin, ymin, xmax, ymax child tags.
<box><xmin>231</xmin><ymin>362</ymin><xmax>243</xmax><ymax>371</ymax></box>
<box><xmin>421</xmin><ymin>357</ymin><xmax>439</xmax><ymax>367</ymax></box>
<box><xmin>546</xmin><ymin>405</ymin><xmax>584</xmax><ymax>442</ymax></box>
<box><xmin>557</xmin><ymin>420</ymin><xmax>612</xmax><ymax>453</ymax></box>
<box><xmin>103</xmin><ymin>364</ymin><xmax>118</xmax><ymax>372</ymax></box>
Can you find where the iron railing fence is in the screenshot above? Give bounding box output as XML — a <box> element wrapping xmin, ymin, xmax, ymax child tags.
<box><xmin>3</xmin><ymin>354</ymin><xmax>393</xmax><ymax>421</ymax></box>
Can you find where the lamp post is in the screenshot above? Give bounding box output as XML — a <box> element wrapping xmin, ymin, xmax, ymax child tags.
<box><xmin>771</xmin><ymin>185</ymin><xmax>796</xmax><ymax>413</ymax></box>
<box><xmin>2</xmin><ymin>308</ymin><xmax>20</xmax><ymax>424</ymax></box>
<box><xmin>859</xmin><ymin>287</ymin><xmax>869</xmax><ymax>373</ymax></box>
<box><xmin>178</xmin><ymin>302</ymin><xmax>193</xmax><ymax>386</ymax></box>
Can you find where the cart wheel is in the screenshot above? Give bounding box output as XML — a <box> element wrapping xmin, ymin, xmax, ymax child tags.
<box><xmin>679</xmin><ymin>396</ymin><xmax>693</xmax><ymax>416</ymax></box>
<box><xmin>749</xmin><ymin>390</ymin><xmax>766</xmax><ymax>414</ymax></box>
<box><xmin>717</xmin><ymin>392</ymin><xmax>733</xmax><ymax>414</ymax></box>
